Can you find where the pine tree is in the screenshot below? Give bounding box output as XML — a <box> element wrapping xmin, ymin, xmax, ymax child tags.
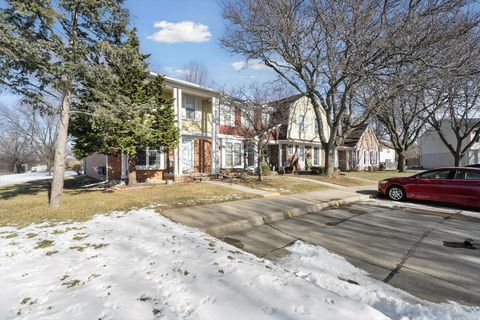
<box><xmin>0</xmin><ymin>0</ymin><xmax>130</xmax><ymax>208</ymax></box>
<box><xmin>70</xmin><ymin>30</ymin><xmax>179</xmax><ymax>185</ymax></box>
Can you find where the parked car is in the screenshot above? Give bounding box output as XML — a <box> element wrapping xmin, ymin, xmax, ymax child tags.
<box><xmin>466</xmin><ymin>164</ymin><xmax>480</xmax><ymax>168</ymax></box>
<box><xmin>378</xmin><ymin>167</ymin><xmax>480</xmax><ymax>207</ymax></box>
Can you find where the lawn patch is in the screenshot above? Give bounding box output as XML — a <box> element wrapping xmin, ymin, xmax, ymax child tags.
<box><xmin>0</xmin><ymin>176</ymin><xmax>257</xmax><ymax>227</ymax></box>
<box><xmin>233</xmin><ymin>175</ymin><xmax>329</xmax><ymax>194</ymax></box>
<box><xmin>35</xmin><ymin>240</ymin><xmax>53</xmax><ymax>249</ymax></box>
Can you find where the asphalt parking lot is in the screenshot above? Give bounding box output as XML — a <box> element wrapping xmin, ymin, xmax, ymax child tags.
<box><xmin>224</xmin><ymin>199</ymin><xmax>480</xmax><ymax>306</ymax></box>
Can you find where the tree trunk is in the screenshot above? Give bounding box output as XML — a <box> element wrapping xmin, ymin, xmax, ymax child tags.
<box><xmin>257</xmin><ymin>145</ymin><xmax>263</xmax><ymax>181</ymax></box>
<box><xmin>397</xmin><ymin>152</ymin><xmax>406</xmax><ymax>172</ymax></box>
<box><xmin>127</xmin><ymin>157</ymin><xmax>137</xmax><ymax>185</ymax></box>
<box><xmin>49</xmin><ymin>92</ymin><xmax>71</xmax><ymax>209</ymax></box>
<box><xmin>324</xmin><ymin>145</ymin><xmax>336</xmax><ymax>177</ymax></box>
<box><xmin>454</xmin><ymin>153</ymin><xmax>462</xmax><ymax>167</ymax></box>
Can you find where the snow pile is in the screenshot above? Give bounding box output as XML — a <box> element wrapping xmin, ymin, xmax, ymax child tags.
<box><xmin>0</xmin><ymin>171</ymin><xmax>77</xmax><ymax>187</ymax></box>
<box><xmin>0</xmin><ymin>209</ymin><xmax>385</xmax><ymax>320</ymax></box>
<box><xmin>280</xmin><ymin>242</ymin><xmax>480</xmax><ymax>320</ymax></box>
<box><xmin>1</xmin><ymin>209</ymin><xmax>478</xmax><ymax>320</ymax></box>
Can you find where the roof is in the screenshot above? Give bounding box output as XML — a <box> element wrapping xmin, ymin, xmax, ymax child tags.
<box><xmin>343</xmin><ymin>123</ymin><xmax>370</xmax><ymax>147</ymax></box>
<box><xmin>148</xmin><ymin>72</ymin><xmax>219</xmax><ymax>94</ymax></box>
<box><xmin>267</xmin><ymin>94</ymin><xmax>304</xmax><ymax>108</ymax></box>
<box><xmin>379</xmin><ymin>140</ymin><xmax>394</xmax><ymax>149</ymax></box>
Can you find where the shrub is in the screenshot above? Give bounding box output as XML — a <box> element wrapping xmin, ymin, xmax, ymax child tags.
<box><xmin>284</xmin><ymin>166</ymin><xmax>294</xmax><ymax>174</ymax></box>
<box><xmin>310</xmin><ymin>166</ymin><xmax>325</xmax><ymax>175</ymax></box>
<box><xmin>261</xmin><ymin>163</ymin><xmax>270</xmax><ymax>176</ymax></box>
<box><xmin>277</xmin><ymin>167</ymin><xmax>285</xmax><ymax>175</ymax></box>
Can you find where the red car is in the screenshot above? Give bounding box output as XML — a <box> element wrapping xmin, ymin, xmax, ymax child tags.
<box><xmin>378</xmin><ymin>167</ymin><xmax>480</xmax><ymax>207</ymax></box>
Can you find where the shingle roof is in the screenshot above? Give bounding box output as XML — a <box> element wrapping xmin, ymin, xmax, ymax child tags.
<box><xmin>343</xmin><ymin>123</ymin><xmax>369</xmax><ymax>147</ymax></box>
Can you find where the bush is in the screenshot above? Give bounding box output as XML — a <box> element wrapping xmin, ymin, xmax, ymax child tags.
<box><xmin>261</xmin><ymin>163</ymin><xmax>270</xmax><ymax>176</ymax></box>
<box><xmin>277</xmin><ymin>167</ymin><xmax>285</xmax><ymax>175</ymax></box>
<box><xmin>310</xmin><ymin>166</ymin><xmax>325</xmax><ymax>175</ymax></box>
<box><xmin>284</xmin><ymin>166</ymin><xmax>294</xmax><ymax>174</ymax></box>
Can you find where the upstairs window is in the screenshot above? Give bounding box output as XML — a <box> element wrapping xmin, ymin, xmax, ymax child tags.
<box><xmin>184</xmin><ymin>96</ymin><xmax>197</xmax><ymax>120</ymax></box>
<box><xmin>220</xmin><ymin>104</ymin><xmax>235</xmax><ymax>126</ymax></box>
<box><xmin>297</xmin><ymin>114</ymin><xmax>306</xmax><ymax>132</ymax></box>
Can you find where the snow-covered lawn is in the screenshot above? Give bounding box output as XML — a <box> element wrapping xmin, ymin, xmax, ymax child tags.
<box><xmin>1</xmin><ymin>209</ymin><xmax>478</xmax><ymax>320</ymax></box>
<box><xmin>0</xmin><ymin>171</ymin><xmax>77</xmax><ymax>187</ymax></box>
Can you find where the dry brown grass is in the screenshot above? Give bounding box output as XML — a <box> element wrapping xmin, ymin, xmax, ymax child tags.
<box><xmin>0</xmin><ymin>177</ymin><xmax>257</xmax><ymax>227</ymax></box>
<box><xmin>233</xmin><ymin>175</ymin><xmax>330</xmax><ymax>194</ymax></box>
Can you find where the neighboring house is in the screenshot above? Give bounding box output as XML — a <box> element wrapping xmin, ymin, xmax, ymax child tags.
<box><xmin>379</xmin><ymin>141</ymin><xmax>396</xmax><ymax>164</ymax></box>
<box><xmin>267</xmin><ymin>95</ymin><xmax>329</xmax><ymax>170</ymax></box>
<box><xmin>337</xmin><ymin>124</ymin><xmax>380</xmax><ymax>171</ymax></box>
<box><xmin>420</xmin><ymin>120</ymin><xmax>480</xmax><ymax>168</ymax></box>
<box><xmin>84</xmin><ymin>75</ymin><xmax>219</xmax><ymax>182</ymax></box>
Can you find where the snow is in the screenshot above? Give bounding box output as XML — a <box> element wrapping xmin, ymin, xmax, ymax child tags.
<box><xmin>281</xmin><ymin>242</ymin><xmax>480</xmax><ymax>320</ymax></box>
<box><xmin>1</xmin><ymin>209</ymin><xmax>478</xmax><ymax>320</ymax></box>
<box><xmin>0</xmin><ymin>171</ymin><xmax>77</xmax><ymax>187</ymax></box>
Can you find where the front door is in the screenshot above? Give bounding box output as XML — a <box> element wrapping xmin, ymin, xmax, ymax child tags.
<box><xmin>181</xmin><ymin>138</ymin><xmax>194</xmax><ymax>173</ymax></box>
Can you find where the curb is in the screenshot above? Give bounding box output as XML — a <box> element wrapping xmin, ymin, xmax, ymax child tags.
<box><xmin>204</xmin><ymin>194</ymin><xmax>371</xmax><ymax>237</ymax></box>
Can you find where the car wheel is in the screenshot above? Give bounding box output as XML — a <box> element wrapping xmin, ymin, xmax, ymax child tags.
<box><xmin>387</xmin><ymin>185</ymin><xmax>405</xmax><ymax>201</ymax></box>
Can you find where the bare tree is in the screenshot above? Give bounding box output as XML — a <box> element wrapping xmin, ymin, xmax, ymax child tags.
<box><xmin>220</xmin><ymin>0</ymin><xmax>475</xmax><ymax>176</ymax></box>
<box><xmin>183</xmin><ymin>61</ymin><xmax>210</xmax><ymax>86</ymax></box>
<box><xmin>222</xmin><ymin>83</ymin><xmax>290</xmax><ymax>181</ymax></box>
<box><xmin>0</xmin><ymin>106</ymin><xmax>36</xmax><ymax>172</ymax></box>
<box><xmin>376</xmin><ymin>91</ymin><xmax>429</xmax><ymax>172</ymax></box>
<box><xmin>426</xmin><ymin>76</ymin><xmax>480</xmax><ymax>166</ymax></box>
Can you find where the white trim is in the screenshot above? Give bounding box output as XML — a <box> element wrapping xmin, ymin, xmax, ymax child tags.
<box><xmin>221</xmin><ymin>138</ymin><xmax>243</xmax><ymax>169</ymax></box>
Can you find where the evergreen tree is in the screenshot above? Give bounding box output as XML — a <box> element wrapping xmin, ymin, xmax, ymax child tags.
<box><xmin>70</xmin><ymin>30</ymin><xmax>179</xmax><ymax>185</ymax></box>
<box><xmin>0</xmin><ymin>0</ymin><xmax>130</xmax><ymax>208</ymax></box>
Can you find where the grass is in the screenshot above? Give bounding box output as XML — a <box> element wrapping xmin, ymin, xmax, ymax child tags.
<box><xmin>294</xmin><ymin>174</ymin><xmax>375</xmax><ymax>187</ymax></box>
<box><xmin>233</xmin><ymin>175</ymin><xmax>330</xmax><ymax>194</ymax></box>
<box><xmin>344</xmin><ymin>171</ymin><xmax>414</xmax><ymax>181</ymax></box>
<box><xmin>0</xmin><ymin>176</ymin><xmax>257</xmax><ymax>227</ymax></box>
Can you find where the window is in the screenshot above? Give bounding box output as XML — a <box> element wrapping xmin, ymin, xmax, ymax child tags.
<box><xmin>363</xmin><ymin>150</ymin><xmax>368</xmax><ymax>165</ymax></box>
<box><xmin>224</xmin><ymin>141</ymin><xmax>242</xmax><ymax>168</ymax></box>
<box><xmin>184</xmin><ymin>96</ymin><xmax>197</xmax><ymax>120</ymax></box>
<box><xmin>220</xmin><ymin>104</ymin><xmax>235</xmax><ymax>126</ymax></box>
<box><xmin>136</xmin><ymin>147</ymin><xmax>165</xmax><ymax>169</ymax></box>
<box><xmin>314</xmin><ymin>117</ymin><xmax>318</xmax><ymax>134</ymax></box>
<box><xmin>418</xmin><ymin>169</ymin><xmax>452</xmax><ymax>180</ymax></box>
<box><xmin>455</xmin><ymin>170</ymin><xmax>480</xmax><ymax>180</ymax></box>
<box><xmin>246</xmin><ymin>144</ymin><xmax>255</xmax><ymax>167</ymax></box>
<box><xmin>241</xmin><ymin>108</ymin><xmax>254</xmax><ymax>128</ymax></box>
<box><xmin>313</xmin><ymin>147</ymin><xmax>320</xmax><ymax>166</ymax></box>
<box><xmin>297</xmin><ymin>114</ymin><xmax>306</xmax><ymax>132</ymax></box>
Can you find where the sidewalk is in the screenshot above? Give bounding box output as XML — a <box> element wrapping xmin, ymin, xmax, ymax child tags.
<box><xmin>162</xmin><ymin>186</ymin><xmax>375</xmax><ymax>237</ymax></box>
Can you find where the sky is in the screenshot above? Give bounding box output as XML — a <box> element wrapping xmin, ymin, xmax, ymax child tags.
<box><xmin>0</xmin><ymin>0</ymin><xmax>276</xmax><ymax>107</ymax></box>
<box><xmin>127</xmin><ymin>0</ymin><xmax>275</xmax><ymax>88</ymax></box>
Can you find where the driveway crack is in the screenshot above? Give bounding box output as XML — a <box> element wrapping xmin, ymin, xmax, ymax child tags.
<box><xmin>383</xmin><ymin>214</ymin><xmax>453</xmax><ymax>283</ymax></box>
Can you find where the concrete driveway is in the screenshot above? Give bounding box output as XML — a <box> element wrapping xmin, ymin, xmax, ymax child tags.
<box><xmin>224</xmin><ymin>200</ymin><xmax>480</xmax><ymax>306</ymax></box>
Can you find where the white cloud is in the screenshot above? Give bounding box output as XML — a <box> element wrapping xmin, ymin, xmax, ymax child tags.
<box><xmin>147</xmin><ymin>21</ymin><xmax>211</xmax><ymax>44</ymax></box>
<box><xmin>231</xmin><ymin>59</ymin><xmax>269</xmax><ymax>71</ymax></box>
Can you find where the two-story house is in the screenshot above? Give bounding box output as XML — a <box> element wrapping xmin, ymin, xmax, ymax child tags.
<box><xmin>267</xmin><ymin>95</ymin><xmax>328</xmax><ymax>170</ymax></box>
<box><xmin>84</xmin><ymin>75</ymin><xmax>219</xmax><ymax>182</ymax></box>
<box><xmin>420</xmin><ymin>119</ymin><xmax>480</xmax><ymax>168</ymax></box>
